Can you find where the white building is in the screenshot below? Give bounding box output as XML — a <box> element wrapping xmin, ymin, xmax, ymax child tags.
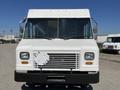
<box><xmin>2</xmin><ymin>35</ymin><xmax>15</xmax><ymax>40</ymax></box>
<box><xmin>0</xmin><ymin>36</ymin><xmax>3</xmax><ymax>40</ymax></box>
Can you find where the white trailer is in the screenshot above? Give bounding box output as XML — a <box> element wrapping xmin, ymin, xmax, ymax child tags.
<box><xmin>103</xmin><ymin>34</ymin><xmax>120</xmax><ymax>54</ymax></box>
<box><xmin>15</xmin><ymin>9</ymin><xmax>99</xmax><ymax>88</ymax></box>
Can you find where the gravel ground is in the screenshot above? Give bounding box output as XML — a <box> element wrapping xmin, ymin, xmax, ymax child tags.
<box><xmin>0</xmin><ymin>44</ymin><xmax>120</xmax><ymax>90</ymax></box>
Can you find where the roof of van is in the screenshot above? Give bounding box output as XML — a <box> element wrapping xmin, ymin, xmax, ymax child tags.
<box><xmin>27</xmin><ymin>9</ymin><xmax>90</xmax><ymax>18</ymax></box>
<box><xmin>108</xmin><ymin>34</ymin><xmax>120</xmax><ymax>37</ymax></box>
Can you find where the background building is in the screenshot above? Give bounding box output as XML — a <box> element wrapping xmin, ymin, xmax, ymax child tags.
<box><xmin>0</xmin><ymin>35</ymin><xmax>19</xmax><ymax>44</ymax></box>
<box><xmin>2</xmin><ymin>35</ymin><xmax>15</xmax><ymax>41</ymax></box>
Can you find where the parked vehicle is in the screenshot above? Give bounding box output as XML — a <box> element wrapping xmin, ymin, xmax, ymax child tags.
<box><xmin>0</xmin><ymin>39</ymin><xmax>4</xmax><ymax>44</ymax></box>
<box><xmin>15</xmin><ymin>9</ymin><xmax>99</xmax><ymax>88</ymax></box>
<box><xmin>102</xmin><ymin>34</ymin><xmax>120</xmax><ymax>54</ymax></box>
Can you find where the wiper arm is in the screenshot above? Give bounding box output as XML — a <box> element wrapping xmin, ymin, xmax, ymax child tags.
<box><xmin>35</xmin><ymin>36</ymin><xmax>53</xmax><ymax>40</ymax></box>
<box><xmin>61</xmin><ymin>35</ymin><xmax>84</xmax><ymax>40</ymax></box>
<box><xmin>61</xmin><ymin>35</ymin><xmax>92</xmax><ymax>40</ymax></box>
<box><xmin>41</xmin><ymin>37</ymin><xmax>53</xmax><ymax>40</ymax></box>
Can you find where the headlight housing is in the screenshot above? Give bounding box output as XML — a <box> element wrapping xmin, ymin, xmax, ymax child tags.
<box><xmin>115</xmin><ymin>45</ymin><xmax>117</xmax><ymax>48</ymax></box>
<box><xmin>84</xmin><ymin>52</ymin><xmax>94</xmax><ymax>60</ymax></box>
<box><xmin>20</xmin><ymin>52</ymin><xmax>30</xmax><ymax>60</ymax></box>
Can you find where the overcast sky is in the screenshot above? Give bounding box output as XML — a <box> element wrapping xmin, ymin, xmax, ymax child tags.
<box><xmin>0</xmin><ymin>0</ymin><xmax>120</xmax><ymax>35</ymax></box>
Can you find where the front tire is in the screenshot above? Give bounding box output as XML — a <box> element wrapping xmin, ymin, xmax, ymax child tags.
<box><xmin>25</xmin><ymin>83</ymin><xmax>36</xmax><ymax>88</ymax></box>
<box><xmin>118</xmin><ymin>50</ymin><xmax>120</xmax><ymax>54</ymax></box>
<box><xmin>81</xmin><ymin>84</ymin><xmax>93</xmax><ymax>90</ymax></box>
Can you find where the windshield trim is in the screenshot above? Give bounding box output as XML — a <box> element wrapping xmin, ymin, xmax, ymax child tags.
<box><xmin>23</xmin><ymin>18</ymin><xmax>93</xmax><ymax>39</ymax></box>
<box><xmin>107</xmin><ymin>37</ymin><xmax>120</xmax><ymax>43</ymax></box>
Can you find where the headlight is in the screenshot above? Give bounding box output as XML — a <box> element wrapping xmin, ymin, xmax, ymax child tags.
<box><xmin>103</xmin><ymin>45</ymin><xmax>105</xmax><ymax>47</ymax></box>
<box><xmin>20</xmin><ymin>52</ymin><xmax>30</xmax><ymax>60</ymax></box>
<box><xmin>84</xmin><ymin>52</ymin><xmax>94</xmax><ymax>60</ymax></box>
<box><xmin>115</xmin><ymin>45</ymin><xmax>117</xmax><ymax>48</ymax></box>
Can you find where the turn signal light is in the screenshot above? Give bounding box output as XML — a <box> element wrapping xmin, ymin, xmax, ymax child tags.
<box><xmin>21</xmin><ymin>61</ymin><xmax>28</xmax><ymax>64</ymax></box>
<box><xmin>85</xmin><ymin>62</ymin><xmax>93</xmax><ymax>65</ymax></box>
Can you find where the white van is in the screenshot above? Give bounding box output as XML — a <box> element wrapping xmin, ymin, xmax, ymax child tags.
<box><xmin>15</xmin><ymin>9</ymin><xmax>99</xmax><ymax>88</ymax></box>
<box><xmin>103</xmin><ymin>34</ymin><xmax>120</xmax><ymax>54</ymax></box>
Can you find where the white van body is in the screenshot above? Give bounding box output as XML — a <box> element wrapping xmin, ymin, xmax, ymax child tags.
<box><xmin>103</xmin><ymin>34</ymin><xmax>120</xmax><ymax>54</ymax></box>
<box><xmin>15</xmin><ymin>9</ymin><xmax>99</xmax><ymax>86</ymax></box>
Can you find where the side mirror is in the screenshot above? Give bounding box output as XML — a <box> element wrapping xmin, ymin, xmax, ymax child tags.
<box><xmin>91</xmin><ymin>18</ymin><xmax>98</xmax><ymax>40</ymax></box>
<box><xmin>93</xmin><ymin>27</ymin><xmax>97</xmax><ymax>34</ymax></box>
<box><xmin>93</xmin><ymin>27</ymin><xmax>98</xmax><ymax>40</ymax></box>
<box><xmin>19</xmin><ymin>25</ymin><xmax>24</xmax><ymax>39</ymax></box>
<box><xmin>19</xmin><ymin>24</ymin><xmax>24</xmax><ymax>40</ymax></box>
<box><xmin>19</xmin><ymin>18</ymin><xmax>27</xmax><ymax>39</ymax></box>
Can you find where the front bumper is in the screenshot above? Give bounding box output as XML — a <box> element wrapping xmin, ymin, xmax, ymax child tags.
<box><xmin>15</xmin><ymin>70</ymin><xmax>99</xmax><ymax>85</ymax></box>
<box><xmin>102</xmin><ymin>49</ymin><xmax>119</xmax><ymax>52</ymax></box>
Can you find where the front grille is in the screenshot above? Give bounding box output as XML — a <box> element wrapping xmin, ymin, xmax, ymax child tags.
<box><xmin>34</xmin><ymin>53</ymin><xmax>79</xmax><ymax>69</ymax></box>
<box><xmin>108</xmin><ymin>45</ymin><xmax>113</xmax><ymax>49</ymax></box>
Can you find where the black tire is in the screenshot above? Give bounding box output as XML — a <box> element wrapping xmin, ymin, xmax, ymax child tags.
<box><xmin>81</xmin><ymin>84</ymin><xmax>93</xmax><ymax>90</ymax></box>
<box><xmin>67</xmin><ymin>85</ymin><xmax>74</xmax><ymax>88</ymax></box>
<box><xmin>118</xmin><ymin>50</ymin><xmax>120</xmax><ymax>54</ymax></box>
<box><xmin>21</xmin><ymin>84</ymin><xmax>33</xmax><ymax>90</ymax></box>
<box><xmin>26</xmin><ymin>83</ymin><xmax>36</xmax><ymax>88</ymax></box>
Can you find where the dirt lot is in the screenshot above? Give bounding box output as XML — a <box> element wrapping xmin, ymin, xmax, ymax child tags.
<box><xmin>0</xmin><ymin>44</ymin><xmax>120</xmax><ymax>90</ymax></box>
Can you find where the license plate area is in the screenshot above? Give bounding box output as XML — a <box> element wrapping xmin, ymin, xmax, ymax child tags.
<box><xmin>108</xmin><ymin>45</ymin><xmax>113</xmax><ymax>49</ymax></box>
<box><xmin>47</xmin><ymin>76</ymin><xmax>65</xmax><ymax>83</ymax></box>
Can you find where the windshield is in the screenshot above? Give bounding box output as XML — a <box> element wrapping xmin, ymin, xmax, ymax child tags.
<box><xmin>107</xmin><ymin>37</ymin><xmax>120</xmax><ymax>43</ymax></box>
<box><xmin>23</xmin><ymin>18</ymin><xmax>93</xmax><ymax>39</ymax></box>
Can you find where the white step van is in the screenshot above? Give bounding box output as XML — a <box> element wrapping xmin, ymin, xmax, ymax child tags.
<box><xmin>103</xmin><ymin>34</ymin><xmax>120</xmax><ymax>54</ymax></box>
<box><xmin>15</xmin><ymin>9</ymin><xmax>99</xmax><ymax>88</ymax></box>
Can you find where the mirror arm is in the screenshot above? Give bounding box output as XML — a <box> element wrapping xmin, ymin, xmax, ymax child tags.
<box><xmin>19</xmin><ymin>17</ymin><xmax>27</xmax><ymax>39</ymax></box>
<box><xmin>91</xmin><ymin>17</ymin><xmax>98</xmax><ymax>27</ymax></box>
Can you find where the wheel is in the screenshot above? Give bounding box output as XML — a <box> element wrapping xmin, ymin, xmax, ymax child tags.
<box><xmin>81</xmin><ymin>84</ymin><xmax>93</xmax><ymax>90</ymax></box>
<box><xmin>67</xmin><ymin>85</ymin><xmax>74</xmax><ymax>88</ymax></box>
<box><xmin>25</xmin><ymin>83</ymin><xmax>36</xmax><ymax>88</ymax></box>
<box><xmin>118</xmin><ymin>50</ymin><xmax>120</xmax><ymax>54</ymax></box>
<box><xmin>21</xmin><ymin>83</ymin><xmax>35</xmax><ymax>90</ymax></box>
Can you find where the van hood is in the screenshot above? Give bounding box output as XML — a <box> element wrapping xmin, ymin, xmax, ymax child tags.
<box><xmin>17</xmin><ymin>39</ymin><xmax>98</xmax><ymax>51</ymax></box>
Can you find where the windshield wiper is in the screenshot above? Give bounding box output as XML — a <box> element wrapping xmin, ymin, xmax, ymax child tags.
<box><xmin>42</xmin><ymin>37</ymin><xmax>53</xmax><ymax>40</ymax></box>
<box><xmin>34</xmin><ymin>36</ymin><xmax>53</xmax><ymax>40</ymax></box>
<box><xmin>61</xmin><ymin>35</ymin><xmax>85</xmax><ymax>40</ymax></box>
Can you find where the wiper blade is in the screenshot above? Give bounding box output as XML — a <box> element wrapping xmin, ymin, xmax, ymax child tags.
<box><xmin>61</xmin><ymin>35</ymin><xmax>92</xmax><ymax>40</ymax></box>
<box><xmin>42</xmin><ymin>37</ymin><xmax>53</xmax><ymax>40</ymax></box>
<box><xmin>35</xmin><ymin>36</ymin><xmax>53</xmax><ymax>40</ymax></box>
<box><xmin>61</xmin><ymin>36</ymin><xmax>84</xmax><ymax>40</ymax></box>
